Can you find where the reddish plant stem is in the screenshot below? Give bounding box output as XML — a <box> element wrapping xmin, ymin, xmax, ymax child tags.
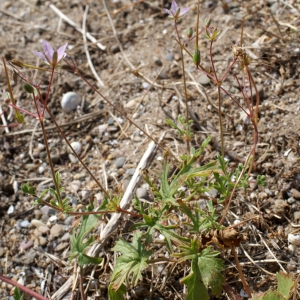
<box><xmin>231</xmin><ymin>247</ymin><xmax>252</xmax><ymax>297</ymax></box>
<box><xmin>0</xmin><ymin>274</ymin><xmax>48</xmax><ymax>300</ymax></box>
<box><xmin>44</xmin><ymin>106</ymin><xmax>110</xmax><ymax>199</ymax></box>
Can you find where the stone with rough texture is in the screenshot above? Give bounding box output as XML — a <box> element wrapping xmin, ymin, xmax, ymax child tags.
<box><xmin>38</xmin><ymin>226</ymin><xmax>50</xmax><ymax>234</ymax></box>
<box><xmin>114</xmin><ymin>157</ymin><xmax>126</xmax><ymax>168</ymax></box>
<box><xmin>31</xmin><ymin>219</ymin><xmax>46</xmax><ymax>229</ymax></box>
<box><xmin>19</xmin><ymin>240</ymin><xmax>34</xmax><ymax>250</ymax></box>
<box><xmin>55</xmin><ymin>242</ymin><xmax>69</xmax><ymax>252</ymax></box>
<box><xmin>50</xmin><ymin>224</ymin><xmax>64</xmax><ymax>237</ymax></box>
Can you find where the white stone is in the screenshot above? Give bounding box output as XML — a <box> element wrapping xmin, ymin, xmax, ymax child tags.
<box><xmin>70</xmin><ymin>141</ymin><xmax>82</xmax><ymax>155</ymax></box>
<box><xmin>61</xmin><ymin>92</ymin><xmax>80</xmax><ymax>113</ymax></box>
<box><xmin>288</xmin><ymin>234</ymin><xmax>300</xmax><ymax>245</ymax></box>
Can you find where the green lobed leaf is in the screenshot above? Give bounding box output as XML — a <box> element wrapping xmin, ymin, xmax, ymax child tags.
<box><xmin>250</xmin><ymin>290</ymin><xmax>285</xmax><ymax>300</ymax></box>
<box><xmin>276</xmin><ymin>271</ymin><xmax>294</xmax><ymax>298</ymax></box>
<box><xmin>198</xmin><ymin>247</ymin><xmax>225</xmax><ymax>296</ymax></box>
<box><xmin>108</xmin><ymin>283</ymin><xmax>126</xmax><ymax>300</ymax></box>
<box><xmin>175</xmin><ymin>241</ymin><xmax>224</xmax><ymax>297</ymax></box>
<box><xmin>70</xmin><ymin>213</ymin><xmax>101</xmax><ymax>267</ymax></box>
<box><xmin>111</xmin><ymin>231</ymin><xmax>152</xmax><ymax>290</ymax></box>
<box><xmin>181</xmin><ymin>259</ymin><xmax>209</xmax><ymax>300</ymax></box>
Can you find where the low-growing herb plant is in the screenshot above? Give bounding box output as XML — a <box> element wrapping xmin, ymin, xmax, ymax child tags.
<box><xmin>0</xmin><ymin>0</ymin><xmax>282</xmax><ymax>299</ymax></box>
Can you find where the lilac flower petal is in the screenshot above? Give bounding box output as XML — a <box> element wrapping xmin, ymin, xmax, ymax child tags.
<box><xmin>33</xmin><ymin>51</ymin><xmax>46</xmax><ymax>61</ymax></box>
<box><xmin>178</xmin><ymin>7</ymin><xmax>189</xmax><ymax>17</ymax></box>
<box><xmin>42</xmin><ymin>40</ymin><xmax>54</xmax><ymax>62</ymax></box>
<box><xmin>56</xmin><ymin>43</ymin><xmax>68</xmax><ymax>61</ymax></box>
<box><xmin>164</xmin><ymin>8</ymin><xmax>171</xmax><ymax>15</ymax></box>
<box><xmin>171</xmin><ymin>0</ymin><xmax>178</xmax><ymax>15</ymax></box>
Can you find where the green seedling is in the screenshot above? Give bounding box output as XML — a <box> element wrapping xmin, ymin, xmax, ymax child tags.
<box><xmin>13</xmin><ymin>287</ymin><xmax>23</xmax><ymax>300</ymax></box>
<box><xmin>250</xmin><ymin>271</ymin><xmax>295</xmax><ymax>300</ymax></box>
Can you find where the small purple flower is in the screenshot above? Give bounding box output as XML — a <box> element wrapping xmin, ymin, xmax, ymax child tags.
<box><xmin>33</xmin><ymin>40</ymin><xmax>68</xmax><ymax>67</ymax></box>
<box><xmin>164</xmin><ymin>0</ymin><xmax>189</xmax><ymax>19</ymax></box>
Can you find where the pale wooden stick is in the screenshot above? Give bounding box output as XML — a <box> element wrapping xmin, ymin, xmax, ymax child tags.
<box><xmin>51</xmin><ymin>134</ymin><xmax>164</xmax><ymax>300</ymax></box>
<box><xmin>49</xmin><ymin>4</ymin><xmax>106</xmax><ymax>51</ymax></box>
<box><xmin>0</xmin><ymin>105</ymin><xmax>9</xmax><ymax>133</ymax></box>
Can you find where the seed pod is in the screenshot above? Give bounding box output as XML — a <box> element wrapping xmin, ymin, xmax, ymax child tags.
<box><xmin>23</xmin><ymin>83</ymin><xmax>35</xmax><ymax>94</ymax></box>
<box><xmin>186</xmin><ymin>28</ymin><xmax>193</xmax><ymax>39</ymax></box>
<box><xmin>193</xmin><ymin>49</ymin><xmax>201</xmax><ymax>67</ymax></box>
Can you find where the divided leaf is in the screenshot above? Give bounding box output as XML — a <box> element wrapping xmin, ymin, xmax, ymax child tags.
<box><xmin>197</xmin><ymin>247</ymin><xmax>225</xmax><ymax>296</ymax></box>
<box><xmin>175</xmin><ymin>241</ymin><xmax>224</xmax><ymax>299</ymax></box>
<box><xmin>70</xmin><ymin>213</ymin><xmax>102</xmax><ymax>267</ymax></box>
<box><xmin>181</xmin><ymin>259</ymin><xmax>209</xmax><ymax>300</ymax></box>
<box><xmin>111</xmin><ymin>231</ymin><xmax>152</xmax><ymax>291</ymax></box>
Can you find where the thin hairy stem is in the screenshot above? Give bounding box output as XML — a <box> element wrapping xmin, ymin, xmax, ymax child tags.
<box><xmin>39</xmin><ymin>110</ymin><xmax>64</xmax><ymax>209</ymax></box>
<box><xmin>232</xmin><ymin>247</ymin><xmax>252</xmax><ymax>298</ymax></box>
<box><xmin>174</xmin><ymin>20</ymin><xmax>190</xmax><ymax>152</ymax></box>
<box><xmin>44</xmin><ymin>106</ymin><xmax>111</xmax><ymax>199</ymax></box>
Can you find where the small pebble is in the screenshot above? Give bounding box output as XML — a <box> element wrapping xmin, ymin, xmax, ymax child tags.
<box><xmin>114</xmin><ymin>157</ymin><xmax>126</xmax><ymax>168</ymax></box>
<box><xmin>290</xmin><ymin>188</ymin><xmax>300</xmax><ymax>199</ymax></box>
<box><xmin>107</xmin><ymin>117</ymin><xmax>114</xmax><ymax>125</ymax></box>
<box><xmin>98</xmin><ymin>124</ymin><xmax>108</xmax><ymax>133</ymax></box>
<box><xmin>31</xmin><ymin>219</ymin><xmax>46</xmax><ymax>229</ymax></box>
<box><xmin>38</xmin><ymin>163</ymin><xmax>47</xmax><ymax>174</ymax></box>
<box><xmin>198</xmin><ymin>74</ymin><xmax>211</xmax><ymax>85</ymax></box>
<box><xmin>34</xmin><ymin>209</ymin><xmax>43</xmax><ymax>219</ymax></box>
<box><xmin>70</xmin><ymin>141</ymin><xmax>82</xmax><ymax>156</ymax></box>
<box><xmin>69</xmin><ymin>153</ymin><xmax>78</xmax><ymax>163</ymax></box>
<box><xmin>136</xmin><ymin>187</ymin><xmax>149</xmax><ymax>199</ymax></box>
<box><xmin>50</xmin><ymin>224</ymin><xmax>64</xmax><ymax>237</ymax></box>
<box><xmin>35</xmin><ymin>236</ymin><xmax>47</xmax><ymax>247</ymax></box>
<box><xmin>125</xmin><ymin>98</ymin><xmax>139</xmax><ymax>109</ymax></box>
<box><xmin>166</xmin><ymin>53</ymin><xmax>174</xmax><ymax>61</ymax></box>
<box><xmin>61</xmin><ymin>92</ymin><xmax>80</xmax><ymax>113</ymax></box>
<box><xmin>7</xmin><ymin>205</ymin><xmax>14</xmax><ymax>214</ymax></box>
<box><xmin>55</xmin><ymin>242</ymin><xmax>69</xmax><ymax>252</ymax></box>
<box><xmin>288</xmin><ymin>244</ymin><xmax>297</xmax><ymax>252</ymax></box>
<box><xmin>49</xmin><ymin>215</ymin><xmax>58</xmax><ymax>222</ymax></box>
<box><xmin>38</xmin><ymin>226</ymin><xmax>50</xmax><ymax>234</ymax></box>
<box><xmin>20</xmin><ymin>220</ymin><xmax>30</xmax><ymax>228</ymax></box>
<box><xmin>61</xmin><ymin>232</ymin><xmax>70</xmax><ymax>242</ymax></box>
<box><xmin>64</xmin><ymin>216</ymin><xmax>75</xmax><ymax>226</ymax></box>
<box><xmin>288</xmin><ymin>233</ymin><xmax>300</xmax><ymax>245</ymax></box>
<box><xmin>40</xmin><ymin>206</ymin><xmax>50</xmax><ymax>215</ymax></box>
<box><xmin>294</xmin><ymin>211</ymin><xmax>300</xmax><ymax>221</ymax></box>
<box><xmin>142</xmin><ymin>82</ymin><xmax>150</xmax><ymax>89</ymax></box>
<box><xmin>19</xmin><ymin>240</ymin><xmax>34</xmax><ymax>250</ymax></box>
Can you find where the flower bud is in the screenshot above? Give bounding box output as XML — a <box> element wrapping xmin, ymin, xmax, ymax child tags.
<box><xmin>10</xmin><ymin>59</ymin><xmax>24</xmax><ymax>68</ymax></box>
<box><xmin>15</xmin><ymin>111</ymin><xmax>24</xmax><ymax>124</ymax></box>
<box><xmin>186</xmin><ymin>28</ymin><xmax>193</xmax><ymax>39</ymax></box>
<box><xmin>204</xmin><ymin>18</ymin><xmax>211</xmax><ymax>27</ymax></box>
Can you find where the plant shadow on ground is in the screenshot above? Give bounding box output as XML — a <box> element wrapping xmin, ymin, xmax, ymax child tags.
<box><xmin>0</xmin><ymin>0</ymin><xmax>300</xmax><ymax>299</ymax></box>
